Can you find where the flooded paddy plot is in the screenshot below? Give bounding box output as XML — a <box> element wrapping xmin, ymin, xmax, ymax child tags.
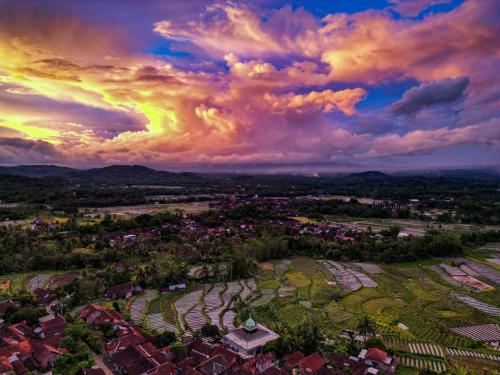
<box><xmin>48</xmin><ymin>271</ymin><xmax>80</xmax><ymax>289</ymax></box>
<box><xmin>275</xmin><ymin>259</ymin><xmax>291</xmax><ymax>274</ymax></box>
<box><xmin>353</xmin><ymin>263</ymin><xmax>383</xmax><ymax>274</ymax></box>
<box><xmin>222</xmin><ymin>282</ymin><xmax>242</xmax><ymax>305</ymax></box>
<box><xmin>27</xmin><ymin>274</ymin><xmax>51</xmax><ymax>291</ymax></box>
<box><xmin>185</xmin><ymin>304</ymin><xmax>206</xmax><ymax>332</ymax></box>
<box><xmin>174</xmin><ymin>289</ymin><xmax>203</xmax><ymax>331</ymax></box>
<box><xmin>438</xmin><ymin>263</ymin><xmax>493</xmax><ymax>291</ymax></box>
<box><xmin>203</xmin><ymin>284</ymin><xmax>224</xmax><ymax>311</ymax></box>
<box><xmin>240</xmin><ymin>279</ymin><xmax>257</xmax><ymax>300</ymax></box>
<box><xmin>450</xmin><ymin>324</ymin><xmax>500</xmax><ymax>343</ymax></box>
<box><xmin>319</xmin><ymin>260</ymin><xmax>378</xmax><ymax>292</ymax></box>
<box><xmin>147</xmin><ymin>313</ymin><xmax>178</xmax><ymax>333</ymax></box>
<box><xmin>130</xmin><ymin>289</ymin><xmax>158</xmax><ymax>322</ymax></box>
<box><xmin>446</xmin><ymin>348</ymin><xmax>500</xmax><ymax>361</ymax></box>
<box><xmin>251</xmin><ymin>289</ymin><xmax>275</xmax><ymax>306</ymax></box>
<box><xmin>400</xmin><ymin>357</ymin><xmax>447</xmax><ymax>373</ymax></box>
<box><xmin>461</xmin><ymin>260</ymin><xmax>500</xmax><ymax>284</ymax></box>
<box><xmin>451</xmin><ymin>292</ymin><xmax>500</xmax><ymax>316</ymax></box>
<box><xmin>222</xmin><ymin>310</ymin><xmax>236</xmax><ymax>330</ymax></box>
<box><xmin>407</xmin><ymin>342</ymin><xmax>445</xmax><ymax>357</ymax></box>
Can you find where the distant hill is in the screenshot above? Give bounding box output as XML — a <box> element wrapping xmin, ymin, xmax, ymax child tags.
<box><xmin>348</xmin><ymin>171</ymin><xmax>390</xmax><ymax>178</ymax></box>
<box><xmin>396</xmin><ymin>168</ymin><xmax>500</xmax><ymax>180</ymax></box>
<box><xmin>0</xmin><ymin>165</ymin><xmax>498</xmax><ymax>188</ymax></box>
<box><xmin>0</xmin><ymin>164</ymin><xmax>216</xmax><ymax>186</ymax></box>
<box><xmin>0</xmin><ymin>165</ymin><xmax>76</xmax><ymax>178</ymax></box>
<box><xmin>64</xmin><ymin>165</ymin><xmax>210</xmax><ymax>186</ymax></box>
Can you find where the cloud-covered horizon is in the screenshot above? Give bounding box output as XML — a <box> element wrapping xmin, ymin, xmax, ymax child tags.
<box><xmin>0</xmin><ymin>0</ymin><xmax>498</xmax><ymax>170</ymax></box>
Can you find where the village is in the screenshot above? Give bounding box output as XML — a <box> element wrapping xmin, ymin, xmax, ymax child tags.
<box><xmin>0</xmin><ymin>192</ymin><xmax>499</xmax><ymax>375</ymax></box>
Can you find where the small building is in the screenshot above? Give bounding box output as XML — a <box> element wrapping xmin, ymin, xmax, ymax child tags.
<box><xmin>223</xmin><ymin>317</ymin><xmax>279</xmax><ymax>358</ymax></box>
<box><xmin>105</xmin><ymin>282</ymin><xmax>134</xmax><ymax>300</ymax></box>
<box><xmin>161</xmin><ymin>283</ymin><xmax>187</xmax><ymax>292</ymax></box>
<box><xmin>32</xmin><ymin>288</ymin><xmax>57</xmax><ymax>306</ymax></box>
<box><xmin>297</xmin><ymin>353</ymin><xmax>325</xmax><ymax>374</ymax></box>
<box><xmin>358</xmin><ymin>348</ymin><xmax>397</xmax><ymax>374</ymax></box>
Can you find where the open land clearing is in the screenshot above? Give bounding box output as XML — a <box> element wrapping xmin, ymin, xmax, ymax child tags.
<box><xmin>79</xmin><ymin>201</ymin><xmax>211</xmax><ymax>217</ymax></box>
<box><xmin>320</xmin><ymin>217</ymin><xmax>500</xmax><ymax>237</ymax></box>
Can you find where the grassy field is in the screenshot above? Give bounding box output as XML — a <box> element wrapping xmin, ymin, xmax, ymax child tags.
<box><xmin>0</xmin><ymin>272</ymin><xmax>37</xmax><ymax>294</ymax></box>
<box><xmin>291</xmin><ymin>216</ymin><xmax>320</xmax><ymax>224</ymax></box>
<box><xmin>80</xmin><ymin>201</ymin><xmax>211</xmax><ymax>218</ymax></box>
<box><xmin>395</xmin><ymin>367</ymin><xmax>417</xmax><ymax>375</ymax></box>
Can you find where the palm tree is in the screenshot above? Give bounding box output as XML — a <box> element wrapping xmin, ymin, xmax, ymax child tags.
<box><xmin>357</xmin><ymin>316</ymin><xmax>376</xmax><ymax>345</ymax></box>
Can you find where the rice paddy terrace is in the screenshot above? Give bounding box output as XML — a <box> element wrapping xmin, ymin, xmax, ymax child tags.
<box><xmin>158</xmin><ymin>256</ymin><xmax>499</xmax><ymax>374</ymax></box>
<box><xmin>1</xmin><ymin>251</ymin><xmax>499</xmax><ymax>374</ymax></box>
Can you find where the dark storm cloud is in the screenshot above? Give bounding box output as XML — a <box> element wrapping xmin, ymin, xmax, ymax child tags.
<box><xmin>391</xmin><ymin>76</ymin><xmax>470</xmax><ymax>116</ymax></box>
<box><xmin>0</xmin><ymin>137</ymin><xmax>61</xmax><ymax>164</ymax></box>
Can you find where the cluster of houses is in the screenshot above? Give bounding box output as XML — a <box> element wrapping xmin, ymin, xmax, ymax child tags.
<box><xmin>0</xmin><ymin>291</ymin><xmax>399</xmax><ymax>375</ymax></box>
<box><xmin>180</xmin><ymin>338</ymin><xmax>398</xmax><ymax>375</ymax></box>
<box><xmin>77</xmin><ymin>304</ymin><xmax>398</xmax><ymax>375</ymax></box>
<box><xmin>0</xmin><ymin>308</ymin><xmax>67</xmax><ymax>374</ymax></box>
<box><xmin>79</xmin><ymin>303</ymin><xmax>177</xmax><ymax>375</ymax></box>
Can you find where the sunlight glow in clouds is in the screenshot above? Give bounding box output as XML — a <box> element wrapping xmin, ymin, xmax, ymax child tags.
<box><xmin>0</xmin><ymin>0</ymin><xmax>499</xmax><ymax>169</ymax></box>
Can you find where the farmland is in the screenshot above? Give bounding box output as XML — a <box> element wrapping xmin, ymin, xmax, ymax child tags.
<box><xmin>106</xmin><ymin>253</ymin><xmax>500</xmax><ymax>371</ymax></box>
<box><xmin>79</xmin><ymin>201</ymin><xmax>211</xmax><ymax>217</ymax></box>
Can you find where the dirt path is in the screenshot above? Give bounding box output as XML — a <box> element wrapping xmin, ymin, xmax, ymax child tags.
<box><xmin>92</xmin><ymin>354</ymin><xmax>115</xmax><ymax>375</ymax></box>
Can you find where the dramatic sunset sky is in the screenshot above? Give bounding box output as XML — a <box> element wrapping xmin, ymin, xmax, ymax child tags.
<box><xmin>0</xmin><ymin>0</ymin><xmax>499</xmax><ymax>171</ymax></box>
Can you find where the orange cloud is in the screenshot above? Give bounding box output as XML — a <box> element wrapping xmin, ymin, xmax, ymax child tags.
<box><xmin>0</xmin><ymin>0</ymin><xmax>498</xmax><ymax>168</ymax></box>
<box><xmin>263</xmin><ymin>89</ymin><xmax>367</xmax><ymax>115</ymax></box>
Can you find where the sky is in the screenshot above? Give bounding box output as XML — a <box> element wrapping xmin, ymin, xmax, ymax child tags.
<box><xmin>0</xmin><ymin>0</ymin><xmax>499</xmax><ymax>172</ymax></box>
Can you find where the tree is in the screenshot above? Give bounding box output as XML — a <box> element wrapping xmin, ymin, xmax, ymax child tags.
<box><xmin>357</xmin><ymin>316</ymin><xmax>376</xmax><ymax>345</ymax></box>
<box><xmin>200</xmin><ymin>323</ymin><xmax>221</xmax><ymax>342</ymax></box>
<box><xmin>154</xmin><ymin>331</ymin><xmax>176</xmax><ymax>347</ymax></box>
<box><xmin>366</xmin><ymin>337</ymin><xmax>385</xmax><ymax>351</ymax></box>
<box><xmin>170</xmin><ymin>341</ymin><xmax>187</xmax><ymax>360</ymax></box>
<box><xmin>8</xmin><ymin>307</ymin><xmax>46</xmax><ymax>325</ymax></box>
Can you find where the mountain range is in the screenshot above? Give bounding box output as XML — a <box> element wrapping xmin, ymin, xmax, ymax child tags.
<box><xmin>0</xmin><ymin>164</ymin><xmax>498</xmax><ymax>186</ymax></box>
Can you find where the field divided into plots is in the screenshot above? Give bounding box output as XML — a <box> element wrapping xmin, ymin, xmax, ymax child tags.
<box><xmin>461</xmin><ymin>260</ymin><xmax>500</xmax><ymax>284</ymax></box>
<box><xmin>330</xmin><ymin>263</ymin><xmax>500</xmax><ymax>349</ymax></box>
<box><xmin>319</xmin><ymin>260</ymin><xmax>378</xmax><ymax>293</ymax></box>
<box><xmin>450</xmin><ymin>323</ymin><xmax>500</xmax><ymax>342</ymax></box>
<box><xmin>129</xmin><ymin>289</ymin><xmax>179</xmax><ymax>333</ymax></box>
<box><xmin>27</xmin><ymin>273</ymin><xmax>51</xmax><ymax>291</ymax></box>
<box><xmin>400</xmin><ymin>357</ymin><xmax>447</xmax><ymax>373</ymax></box>
<box><xmin>446</xmin><ymin>348</ymin><xmax>500</xmax><ymax>361</ymax></box>
<box><xmin>324</xmin><ymin>301</ymin><xmax>353</xmax><ymax>324</ymax></box>
<box><xmin>174</xmin><ymin>289</ymin><xmax>203</xmax><ymax>331</ymax></box>
<box><xmin>130</xmin><ymin>289</ymin><xmax>158</xmax><ymax>322</ymax></box>
<box><xmin>26</xmin><ymin>255</ymin><xmax>494</xmax><ymax>358</ymax></box>
<box><xmin>451</xmin><ymin>292</ymin><xmax>500</xmax><ymax>316</ymax></box>
<box><xmin>170</xmin><ymin>279</ymin><xmax>257</xmax><ymax>332</ymax></box>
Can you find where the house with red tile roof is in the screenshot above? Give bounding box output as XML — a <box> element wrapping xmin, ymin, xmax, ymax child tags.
<box><xmin>79</xmin><ymin>304</ymin><xmax>125</xmax><ymax>327</ymax></box>
<box><xmin>283</xmin><ymin>352</ymin><xmax>305</xmax><ymax>371</ymax></box>
<box><xmin>238</xmin><ymin>352</ymin><xmax>275</xmax><ymax>375</ymax></box>
<box><xmin>0</xmin><ymin>356</ymin><xmax>13</xmax><ymax>374</ymax></box>
<box><xmin>297</xmin><ymin>353</ymin><xmax>325</xmax><ymax>375</ymax></box>
<box><xmin>78</xmin><ymin>304</ymin><xmax>177</xmax><ymax>375</ymax></box>
<box><xmin>358</xmin><ymin>348</ymin><xmax>398</xmax><ymax>374</ymax></box>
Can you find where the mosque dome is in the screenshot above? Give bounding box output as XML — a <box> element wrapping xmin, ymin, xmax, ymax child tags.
<box><xmin>245</xmin><ymin>316</ymin><xmax>256</xmax><ymax>331</ymax></box>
